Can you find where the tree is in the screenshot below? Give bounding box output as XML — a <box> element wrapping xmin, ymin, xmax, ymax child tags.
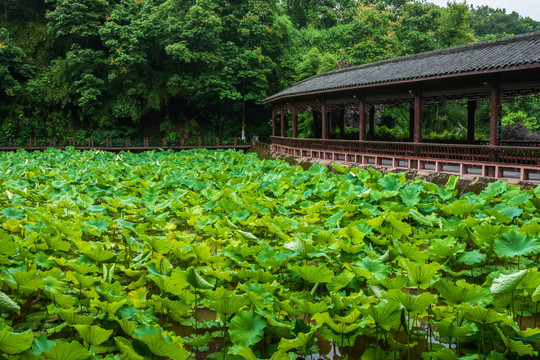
<box><xmin>435</xmin><ymin>1</ymin><xmax>474</xmax><ymax>48</ymax></box>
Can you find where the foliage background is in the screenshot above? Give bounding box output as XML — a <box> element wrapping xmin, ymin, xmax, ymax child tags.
<box><xmin>0</xmin><ymin>0</ymin><xmax>539</xmax><ymax>143</ymax></box>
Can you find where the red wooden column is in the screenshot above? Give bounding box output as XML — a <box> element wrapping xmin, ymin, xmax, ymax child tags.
<box><xmin>413</xmin><ymin>91</ymin><xmax>423</xmax><ymax>143</ymax></box>
<box><xmin>271</xmin><ymin>108</ymin><xmax>276</xmax><ymax>137</ymax></box>
<box><xmin>321</xmin><ymin>100</ymin><xmax>328</xmax><ymax>139</ymax></box>
<box><xmin>280</xmin><ymin>106</ymin><xmax>286</xmax><ymax>137</ymax></box>
<box><xmin>368</xmin><ymin>105</ymin><xmax>375</xmax><ymax>140</ymax></box>
<box><xmin>490</xmin><ymin>85</ymin><xmax>501</xmax><ymax>146</ymax></box>
<box><xmin>292</xmin><ymin>106</ymin><xmax>298</xmax><ymax>138</ymax></box>
<box><xmin>409</xmin><ymin>103</ymin><xmax>415</xmax><ymax>142</ymax></box>
<box><xmin>467</xmin><ymin>99</ymin><xmax>477</xmax><ymax>145</ymax></box>
<box><xmin>359</xmin><ymin>98</ymin><xmax>367</xmax><ymax>141</ymax></box>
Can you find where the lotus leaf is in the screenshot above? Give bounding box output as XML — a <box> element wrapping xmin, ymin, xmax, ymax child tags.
<box><xmin>229</xmin><ymin>310</ymin><xmax>266</xmax><ymax>347</ymax></box>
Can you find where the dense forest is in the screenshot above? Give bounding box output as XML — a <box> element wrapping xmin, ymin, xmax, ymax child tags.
<box><xmin>1</xmin><ymin>0</ymin><xmax>539</xmax><ymax>145</ymax></box>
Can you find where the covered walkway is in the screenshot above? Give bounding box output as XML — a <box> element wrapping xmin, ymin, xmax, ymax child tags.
<box><xmin>263</xmin><ymin>32</ymin><xmax>540</xmax><ymax>180</ymax></box>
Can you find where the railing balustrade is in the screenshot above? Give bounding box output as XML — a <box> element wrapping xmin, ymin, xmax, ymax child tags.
<box><xmin>271</xmin><ymin>136</ymin><xmax>540</xmax><ymax>166</ymax></box>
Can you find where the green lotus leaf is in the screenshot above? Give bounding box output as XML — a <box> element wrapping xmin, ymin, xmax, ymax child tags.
<box><xmin>434</xmin><ymin>280</ymin><xmax>484</xmax><ymax>305</ymax></box>
<box><xmin>114</xmin><ymin>337</ymin><xmax>144</xmax><ymax>360</ymax></box>
<box><xmin>493</xmin><ymin>230</ymin><xmax>540</xmax><ymax>259</ymax></box>
<box><xmin>490</xmin><ymin>269</ymin><xmax>528</xmax><ymax>295</ymax></box>
<box><xmin>378</xmin><ymin>275</ymin><xmax>408</xmax><ymax>290</ymax></box>
<box><xmin>42</xmin><ymin>340</ymin><xmax>91</xmax><ymax>360</ymax></box>
<box><xmin>183</xmin><ymin>332</ymin><xmax>212</xmax><ymax>347</ymax></box>
<box><xmin>0</xmin><ymin>328</ymin><xmax>34</xmax><ymax>355</ymax></box>
<box><xmin>74</xmin><ymin>325</ymin><xmax>112</xmax><ymax>347</ymax></box>
<box><xmin>441</xmin><ymin>200</ymin><xmax>479</xmax><ymax>217</ymax></box>
<box><xmin>364</xmin><ymin>301</ymin><xmax>401</xmax><ymax>331</ymax></box>
<box><xmin>472</xmin><ymin>223</ymin><xmax>503</xmax><ymax>249</ymax></box>
<box><xmin>66</xmin><ymin>271</ymin><xmax>99</xmax><ymax>288</ymax></box>
<box><xmin>400</xmin><ymin>188</ymin><xmax>420</xmax><ymax>207</ymax></box>
<box><xmin>409</xmin><ymin>209</ymin><xmax>433</xmax><ymax>226</ymax></box>
<box><xmin>229</xmin><ymin>310</ymin><xmax>266</xmax><ymax>347</ymax></box>
<box><xmin>292</xmin><ymin>264</ymin><xmax>334</xmax><ymax>283</ymax></box>
<box><xmin>82</xmin><ymin>218</ymin><xmax>111</xmax><ymax>236</ymax></box>
<box><xmin>291</xmin><ymin>298</ymin><xmax>328</xmax><ymax>316</ymax></box>
<box><xmin>324</xmin><ymin>210</ymin><xmax>345</xmax><ymax>228</ymax></box>
<box><xmin>497</xmin><ymin>206</ymin><xmax>523</xmax><ymax>219</ymax></box>
<box><xmin>0</xmin><ymin>207</ymin><xmax>25</xmax><ymax>220</ymax></box>
<box><xmin>338</xmin><ymin>226</ymin><xmax>366</xmax><ymax>243</ymax></box>
<box><xmin>278</xmin><ymin>331</ymin><xmax>316</xmax><ymax>352</ymax></box>
<box><xmin>85</xmin><ymin>246</ymin><xmax>116</xmax><ymax>263</ymax></box>
<box><xmin>462</xmin><ymin>304</ymin><xmax>510</xmax><ymax>325</ymax></box>
<box><xmin>44</xmin><ymin>235</ymin><xmax>71</xmax><ymax>252</ymax></box>
<box><xmin>456</xmin><ymin>250</ymin><xmax>487</xmax><ymax>266</ymax></box>
<box><xmin>58</xmin><ymin>310</ymin><xmax>94</xmax><ymax>325</ymax></box>
<box><xmin>327</xmin><ymin>270</ymin><xmax>355</xmax><ymax>292</ymax></box>
<box><xmin>6</xmin><ymin>269</ymin><xmax>46</xmax><ymax>295</ymax></box>
<box><xmin>533</xmin><ymin>284</ymin><xmax>540</xmax><ymax>302</ymax></box>
<box><xmin>353</xmin><ymin>257</ymin><xmax>391</xmax><ymax>281</ymax></box>
<box><xmin>378</xmin><ymin>175</ymin><xmax>403</xmax><ymax>192</ymax></box>
<box><xmin>435</xmin><ymin>319</ymin><xmax>474</xmax><ymax>342</ymax></box>
<box><xmin>383</xmin><ymin>290</ymin><xmax>437</xmax><ymax>314</ymax></box>
<box><xmin>445</xmin><ymin>175</ymin><xmax>459</xmax><ymax>190</ymax></box>
<box><xmin>30</xmin><ymin>334</ymin><xmax>60</xmax><ymax>356</ymax></box>
<box><xmin>429</xmin><ymin>237</ymin><xmax>466</xmax><ymax>259</ymax></box>
<box><xmin>231</xmin><ymin>347</ymin><xmax>256</xmax><ymax>360</ymax></box>
<box><xmin>186</xmin><ymin>268</ymin><xmax>214</xmax><ymax>290</ymax></box>
<box><xmin>0</xmin><ymin>291</ymin><xmax>19</xmax><ymax>312</ymax></box>
<box><xmin>0</xmin><ymin>230</ymin><xmax>17</xmax><ymax>255</ymax></box>
<box><xmin>399</xmin><ymin>259</ymin><xmax>442</xmax><ymax>289</ymax></box>
<box><xmin>383</xmin><ymin>215</ymin><xmax>412</xmax><ymax>238</ymax></box>
<box><xmin>117</xmin><ymin>319</ymin><xmax>137</xmax><ymax>336</ymax></box>
<box><xmin>505</xmin><ymin>338</ymin><xmax>537</xmax><ymax>357</ymax></box>
<box><xmin>208</xmin><ymin>287</ymin><xmax>249</xmax><ymax>316</ymax></box>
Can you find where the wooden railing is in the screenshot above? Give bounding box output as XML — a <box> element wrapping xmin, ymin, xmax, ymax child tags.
<box><xmin>0</xmin><ymin>137</ymin><xmax>254</xmax><ymax>151</ymax></box>
<box><xmin>271</xmin><ymin>137</ymin><xmax>540</xmax><ymax>166</ymax></box>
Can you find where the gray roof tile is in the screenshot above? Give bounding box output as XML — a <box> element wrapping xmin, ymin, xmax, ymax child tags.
<box><xmin>265</xmin><ymin>32</ymin><xmax>540</xmax><ymax>102</ymax></box>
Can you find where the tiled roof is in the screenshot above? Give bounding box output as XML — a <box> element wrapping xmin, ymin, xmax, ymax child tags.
<box><xmin>264</xmin><ymin>32</ymin><xmax>540</xmax><ymax>102</ymax></box>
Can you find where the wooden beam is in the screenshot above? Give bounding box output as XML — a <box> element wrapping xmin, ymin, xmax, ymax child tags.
<box><xmin>368</xmin><ymin>106</ymin><xmax>375</xmax><ymax>140</ymax></box>
<box><xmin>490</xmin><ymin>84</ymin><xmax>501</xmax><ymax>146</ymax></box>
<box><xmin>414</xmin><ymin>91</ymin><xmax>423</xmax><ymax>143</ymax></box>
<box><xmin>292</xmin><ymin>106</ymin><xmax>298</xmax><ymax>138</ymax></box>
<box><xmin>467</xmin><ymin>99</ymin><xmax>477</xmax><ymax>145</ymax></box>
<box><xmin>359</xmin><ymin>99</ymin><xmax>366</xmax><ymax>140</ymax></box>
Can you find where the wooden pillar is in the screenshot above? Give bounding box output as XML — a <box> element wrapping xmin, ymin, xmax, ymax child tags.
<box><xmin>292</xmin><ymin>107</ymin><xmax>298</xmax><ymax>138</ymax></box>
<box><xmin>271</xmin><ymin>108</ymin><xmax>276</xmax><ymax>137</ymax></box>
<box><xmin>467</xmin><ymin>99</ymin><xmax>477</xmax><ymax>145</ymax></box>
<box><xmin>359</xmin><ymin>99</ymin><xmax>367</xmax><ymax>141</ymax></box>
<box><xmin>280</xmin><ymin>107</ymin><xmax>286</xmax><ymax>137</ymax></box>
<box><xmin>368</xmin><ymin>105</ymin><xmax>375</xmax><ymax>140</ymax></box>
<box><xmin>414</xmin><ymin>91</ymin><xmax>423</xmax><ymax>143</ymax></box>
<box><xmin>339</xmin><ymin>109</ymin><xmax>346</xmax><ymax>139</ymax></box>
<box><xmin>409</xmin><ymin>103</ymin><xmax>415</xmax><ymax>142</ymax></box>
<box><xmin>490</xmin><ymin>85</ymin><xmax>501</xmax><ymax>146</ymax></box>
<box><xmin>321</xmin><ymin>100</ymin><xmax>328</xmax><ymax>139</ymax></box>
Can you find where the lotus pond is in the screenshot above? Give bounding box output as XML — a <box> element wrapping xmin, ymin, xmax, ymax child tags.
<box><xmin>0</xmin><ymin>148</ymin><xmax>539</xmax><ymax>360</ymax></box>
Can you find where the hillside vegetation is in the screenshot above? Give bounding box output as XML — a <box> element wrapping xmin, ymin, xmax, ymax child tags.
<box><xmin>1</xmin><ymin>0</ymin><xmax>539</xmax><ymax>143</ymax></box>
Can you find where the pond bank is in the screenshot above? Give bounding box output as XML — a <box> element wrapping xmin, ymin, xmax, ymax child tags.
<box><xmin>249</xmin><ymin>146</ymin><xmax>539</xmax><ymax>195</ymax></box>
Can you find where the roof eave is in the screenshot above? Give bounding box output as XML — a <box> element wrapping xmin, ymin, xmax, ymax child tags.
<box><xmin>262</xmin><ymin>63</ymin><xmax>540</xmax><ymax>104</ymax></box>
